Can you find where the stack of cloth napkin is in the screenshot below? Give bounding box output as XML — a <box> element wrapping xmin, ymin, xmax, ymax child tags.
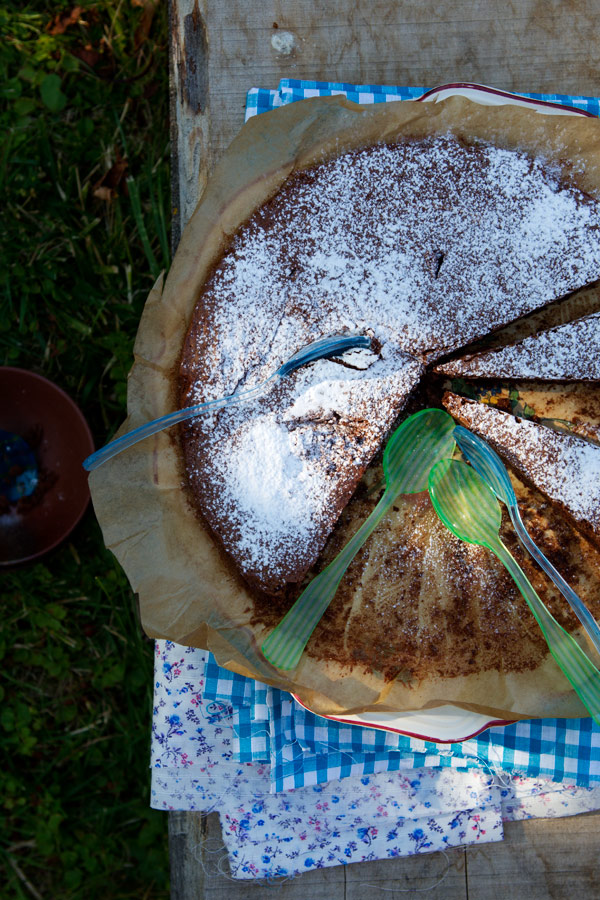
<box><xmin>150</xmin><ymin>80</ymin><xmax>600</xmax><ymax>881</ymax></box>
<box><xmin>151</xmin><ymin>643</ymin><xmax>600</xmax><ymax>880</ymax></box>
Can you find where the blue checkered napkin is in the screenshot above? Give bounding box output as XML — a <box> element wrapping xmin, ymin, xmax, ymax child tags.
<box><xmin>204</xmin><ymin>650</ymin><xmax>600</xmax><ymax>791</ymax></box>
<box><xmin>285</xmin><ymin>692</ymin><xmax>600</xmax><ymax>790</ymax></box>
<box><xmin>245</xmin><ymin>79</ymin><xmax>600</xmax><ymax>123</ymax></box>
<box><xmin>200</xmin><ymin>654</ymin><xmax>252</xmax><ymax>706</ymax></box>
<box><xmin>245</xmin><ymin>87</ymin><xmax>282</xmax><ymax>119</ymax></box>
<box><xmin>244</xmin><ymin>81</ymin><xmax>426</xmax><ymax>122</ymax></box>
<box><xmin>202</xmin><ymin>653</ymin><xmax>270</xmax><ymax>762</ymax></box>
<box><xmin>265</xmin><ymin>682</ymin><xmax>484</xmax><ymax>792</ymax></box>
<box><xmin>278</xmin><ymin>79</ymin><xmax>427</xmax><ymax>108</ymax></box>
<box><xmin>278</xmin><ymin>78</ymin><xmax>600</xmax><ymax>115</ymax></box>
<box><xmin>462</xmin><ymin>718</ymin><xmax>600</xmax><ymax>785</ymax></box>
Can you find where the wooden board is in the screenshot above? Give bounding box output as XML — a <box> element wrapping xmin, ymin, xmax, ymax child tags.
<box><xmin>168</xmin><ymin>810</ymin><xmax>600</xmax><ymax>899</ymax></box>
<box><xmin>167</xmin><ymin>1</ymin><xmax>600</xmax><ymax>895</ymax></box>
<box><xmin>168</xmin><ymin>811</ymin><xmax>468</xmax><ymax>899</ymax></box>
<box><xmin>168</xmin><ymin>0</ymin><xmax>600</xmax><ymax>234</ymax></box>
<box><xmin>466</xmin><ymin>814</ymin><xmax>600</xmax><ymax>899</ymax></box>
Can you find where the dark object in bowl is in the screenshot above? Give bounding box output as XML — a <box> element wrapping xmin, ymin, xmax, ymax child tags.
<box><xmin>0</xmin><ymin>429</ymin><xmax>39</xmax><ymax>502</ymax></box>
<box><xmin>0</xmin><ymin>368</ymin><xmax>94</xmax><ymax>565</ymax></box>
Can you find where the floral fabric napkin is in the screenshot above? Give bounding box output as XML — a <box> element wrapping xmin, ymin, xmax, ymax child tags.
<box><xmin>151</xmin><ymin>642</ymin><xmax>600</xmax><ymax>880</ymax></box>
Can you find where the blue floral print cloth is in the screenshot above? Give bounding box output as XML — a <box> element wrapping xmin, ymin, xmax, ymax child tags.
<box><xmin>151</xmin><ymin>642</ymin><xmax>600</xmax><ymax>880</ymax></box>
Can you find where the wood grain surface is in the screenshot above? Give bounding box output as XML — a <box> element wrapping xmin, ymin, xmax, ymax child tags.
<box><xmin>169</xmin><ymin>0</ymin><xmax>600</xmax><ymax>231</ymax></box>
<box><xmin>169</xmin><ymin>810</ymin><xmax>600</xmax><ymax>899</ymax></box>
<box><xmin>167</xmin><ymin>1</ymin><xmax>600</xmax><ymax>895</ymax></box>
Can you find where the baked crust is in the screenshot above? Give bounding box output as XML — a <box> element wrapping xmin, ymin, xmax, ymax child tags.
<box><xmin>443</xmin><ymin>391</ymin><xmax>600</xmax><ymax>548</ymax></box>
<box><xmin>437</xmin><ymin>311</ymin><xmax>600</xmax><ymax>381</ymax></box>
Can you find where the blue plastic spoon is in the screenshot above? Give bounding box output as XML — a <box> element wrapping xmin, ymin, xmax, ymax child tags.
<box><xmin>453</xmin><ymin>425</ymin><xmax>600</xmax><ymax>659</ymax></box>
<box><xmin>83</xmin><ymin>334</ymin><xmax>371</xmax><ymax>471</ymax></box>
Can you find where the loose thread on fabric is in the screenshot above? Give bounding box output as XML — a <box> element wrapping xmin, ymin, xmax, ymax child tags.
<box><xmin>232</xmin><ymin>724</ymin><xmax>272</xmax><ymax>763</ymax></box>
<box><xmin>191</xmin><ymin>836</ymin><xmax>453</xmax><ymax>889</ymax></box>
<box><xmin>191</xmin><ymin>836</ymin><xmax>297</xmax><ymax>886</ymax></box>
<box><xmin>359</xmin><ymin>849</ymin><xmax>451</xmax><ymax>893</ymax></box>
<box><xmin>471</xmin><ymin>753</ymin><xmax>514</xmax><ymax>788</ymax></box>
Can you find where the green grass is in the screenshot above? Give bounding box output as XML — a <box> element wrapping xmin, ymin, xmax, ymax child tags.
<box><xmin>1</xmin><ymin>1</ymin><xmax>171</xmax><ymax>896</ymax></box>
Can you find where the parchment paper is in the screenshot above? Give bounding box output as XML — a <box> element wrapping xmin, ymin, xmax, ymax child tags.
<box><xmin>89</xmin><ymin>95</ymin><xmax>600</xmax><ymax>720</ymax></box>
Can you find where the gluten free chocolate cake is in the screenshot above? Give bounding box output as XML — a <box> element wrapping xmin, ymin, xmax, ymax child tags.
<box><xmin>437</xmin><ymin>311</ymin><xmax>600</xmax><ymax>381</ymax></box>
<box><xmin>96</xmin><ymin>95</ymin><xmax>600</xmax><ymax>718</ymax></box>
<box><xmin>178</xmin><ymin>135</ymin><xmax>600</xmax><ymax>602</ymax></box>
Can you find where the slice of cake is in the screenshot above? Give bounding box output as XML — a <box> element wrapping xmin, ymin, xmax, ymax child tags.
<box><xmin>249</xmin><ymin>453</ymin><xmax>600</xmax><ymax>693</ymax></box>
<box><xmin>180</xmin><ymin>346</ymin><xmax>423</xmax><ymax>595</ymax></box>
<box><xmin>436</xmin><ymin>311</ymin><xmax>600</xmax><ymax>380</ymax></box>
<box><xmin>443</xmin><ymin>392</ymin><xmax>600</xmax><ymax>547</ymax></box>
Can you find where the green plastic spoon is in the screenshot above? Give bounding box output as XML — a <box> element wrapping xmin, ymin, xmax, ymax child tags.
<box><xmin>453</xmin><ymin>425</ymin><xmax>600</xmax><ymax>657</ymax></box>
<box><xmin>428</xmin><ymin>457</ymin><xmax>600</xmax><ymax>725</ymax></box>
<box><xmin>261</xmin><ymin>408</ymin><xmax>456</xmax><ymax>671</ymax></box>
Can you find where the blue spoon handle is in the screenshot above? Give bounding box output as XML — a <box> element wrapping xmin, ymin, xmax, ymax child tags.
<box><xmin>509</xmin><ymin>504</ymin><xmax>600</xmax><ymax>658</ymax></box>
<box><xmin>453</xmin><ymin>425</ymin><xmax>600</xmax><ymax>660</ymax></box>
<box><xmin>83</xmin><ymin>381</ymin><xmax>268</xmax><ymax>471</ymax></box>
<box><xmin>84</xmin><ymin>334</ymin><xmax>372</xmax><ymax>472</ymax></box>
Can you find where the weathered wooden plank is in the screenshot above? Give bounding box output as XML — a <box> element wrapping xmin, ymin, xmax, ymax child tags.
<box><xmin>167</xmin><ymin>2</ymin><xmax>600</xmax><ymax>897</ymax></box>
<box><xmin>466</xmin><ymin>812</ymin><xmax>600</xmax><ymax>899</ymax></box>
<box><xmin>169</xmin><ymin>811</ymin><xmax>207</xmax><ymax>900</ymax></box>
<box><xmin>169</xmin><ymin>0</ymin><xmax>212</xmax><ymax>235</ymax></box>
<box><xmin>344</xmin><ymin>846</ymin><xmax>467</xmax><ymax>899</ymax></box>
<box><xmin>170</xmin><ymin>0</ymin><xmax>600</xmax><ymax>228</ymax></box>
<box><xmin>169</xmin><ymin>811</ymin><xmax>600</xmax><ymax>899</ymax></box>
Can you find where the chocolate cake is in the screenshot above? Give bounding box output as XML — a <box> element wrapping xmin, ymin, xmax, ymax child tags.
<box><xmin>180</xmin><ymin>348</ymin><xmax>423</xmax><ymax>594</ymax></box>
<box><xmin>443</xmin><ymin>392</ymin><xmax>600</xmax><ymax>547</ymax></box>
<box><xmin>437</xmin><ymin>311</ymin><xmax>600</xmax><ymax>381</ymax></box>
<box><xmin>178</xmin><ymin>135</ymin><xmax>600</xmax><ymax>597</ymax></box>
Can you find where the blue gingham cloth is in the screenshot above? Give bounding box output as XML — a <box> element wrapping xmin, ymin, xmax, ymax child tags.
<box><xmin>245</xmin><ymin>78</ymin><xmax>600</xmax><ymax>121</ymax></box>
<box><xmin>204</xmin><ymin>652</ymin><xmax>600</xmax><ymax>793</ymax></box>
<box><xmin>207</xmin><ymin>79</ymin><xmax>600</xmax><ymax>793</ymax></box>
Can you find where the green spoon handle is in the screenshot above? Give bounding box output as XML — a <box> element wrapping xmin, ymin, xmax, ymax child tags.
<box><xmin>508</xmin><ymin>504</ymin><xmax>600</xmax><ymax>658</ymax></box>
<box><xmin>261</xmin><ymin>489</ymin><xmax>396</xmax><ymax>670</ymax></box>
<box><xmin>493</xmin><ymin>540</ymin><xmax>600</xmax><ymax>725</ymax></box>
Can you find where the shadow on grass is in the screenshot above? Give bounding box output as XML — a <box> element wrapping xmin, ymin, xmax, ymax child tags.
<box><xmin>2</xmin><ymin>1</ymin><xmax>172</xmax><ymax>896</ymax></box>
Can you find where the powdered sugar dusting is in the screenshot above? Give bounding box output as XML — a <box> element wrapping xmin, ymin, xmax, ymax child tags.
<box><xmin>184</xmin><ymin>350</ymin><xmax>423</xmax><ymax>584</ymax></box>
<box><xmin>211</xmin><ymin>415</ymin><xmax>323</xmax><ymax>563</ymax></box>
<box><xmin>438</xmin><ymin>311</ymin><xmax>600</xmax><ymax>380</ymax></box>
<box><xmin>184</xmin><ymin>136</ymin><xmax>600</xmax><ymax>403</ymax></box>
<box><xmin>445</xmin><ymin>394</ymin><xmax>600</xmax><ymax>539</ymax></box>
<box><xmin>179</xmin><ymin>135</ymin><xmax>600</xmax><ymax>591</ymax></box>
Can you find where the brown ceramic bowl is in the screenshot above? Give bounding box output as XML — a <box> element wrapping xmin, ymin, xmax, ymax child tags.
<box><xmin>0</xmin><ymin>368</ymin><xmax>95</xmax><ymax>566</ymax></box>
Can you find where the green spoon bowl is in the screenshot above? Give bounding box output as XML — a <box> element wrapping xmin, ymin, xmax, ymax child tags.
<box><xmin>428</xmin><ymin>457</ymin><xmax>600</xmax><ymax>725</ymax></box>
